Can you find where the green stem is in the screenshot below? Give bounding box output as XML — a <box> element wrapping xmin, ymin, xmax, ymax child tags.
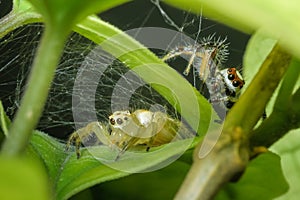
<box><xmin>0</xmin><ymin>9</ymin><xmax>41</xmax><ymax>39</ymax></box>
<box><xmin>1</xmin><ymin>26</ymin><xmax>69</xmax><ymax>156</ymax></box>
<box><xmin>250</xmin><ymin>59</ymin><xmax>300</xmax><ymax>147</ymax></box>
<box><xmin>273</xmin><ymin>59</ymin><xmax>300</xmax><ymax>111</ymax></box>
<box><xmin>251</xmin><ymin>87</ymin><xmax>300</xmax><ymax>147</ymax></box>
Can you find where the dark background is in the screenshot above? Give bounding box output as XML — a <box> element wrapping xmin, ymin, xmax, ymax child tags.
<box><xmin>0</xmin><ymin>0</ymin><xmax>12</xmax><ymax>18</ymax></box>
<box><xmin>100</xmin><ymin>0</ymin><xmax>250</xmax><ymax>67</ymax></box>
<box><xmin>0</xmin><ymin>0</ymin><xmax>249</xmax><ymax>65</ymax></box>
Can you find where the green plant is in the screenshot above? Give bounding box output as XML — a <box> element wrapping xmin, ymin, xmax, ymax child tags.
<box><xmin>0</xmin><ymin>0</ymin><xmax>299</xmax><ymax>200</ymax></box>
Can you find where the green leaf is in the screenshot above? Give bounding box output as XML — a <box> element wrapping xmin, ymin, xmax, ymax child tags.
<box><xmin>243</xmin><ymin>30</ymin><xmax>278</xmax><ymax>116</ymax></box>
<box><xmin>91</xmin><ymin>160</ymin><xmax>191</xmax><ymax>200</ymax></box>
<box><xmin>28</xmin><ymin>0</ymin><xmax>130</xmax><ymax>30</ymax></box>
<box><xmin>271</xmin><ymin>129</ymin><xmax>300</xmax><ymax>200</ymax></box>
<box><xmin>243</xmin><ymin>30</ymin><xmax>277</xmax><ymax>86</ymax></box>
<box><xmin>273</xmin><ymin>59</ymin><xmax>300</xmax><ymax>111</ymax></box>
<box><xmin>0</xmin><ymin>156</ymin><xmax>51</xmax><ymax>200</ymax></box>
<box><xmin>13</xmin><ymin>0</ymin><xmax>34</xmax><ymax>12</ymax></box>
<box><xmin>28</xmin><ymin>131</ymin><xmax>201</xmax><ymax>200</ymax></box>
<box><xmin>215</xmin><ymin>152</ymin><xmax>289</xmax><ymax>200</ymax></box>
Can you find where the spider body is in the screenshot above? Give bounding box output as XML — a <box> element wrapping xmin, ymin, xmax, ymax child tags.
<box><xmin>162</xmin><ymin>36</ymin><xmax>244</xmax><ymax>111</ymax></box>
<box><xmin>66</xmin><ymin>109</ymin><xmax>193</xmax><ymax>159</ymax></box>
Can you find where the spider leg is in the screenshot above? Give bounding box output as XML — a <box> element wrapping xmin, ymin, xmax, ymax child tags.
<box><xmin>66</xmin><ymin>121</ymin><xmax>110</xmax><ymax>159</ymax></box>
<box><xmin>114</xmin><ymin>137</ymin><xmax>141</xmax><ymax>161</ymax></box>
<box><xmin>162</xmin><ymin>47</ymin><xmax>205</xmax><ymax>76</ymax></box>
<box><xmin>183</xmin><ymin>50</ymin><xmax>197</xmax><ymax>76</ymax></box>
<box><xmin>198</xmin><ymin>50</ymin><xmax>212</xmax><ymax>80</ymax></box>
<box><xmin>162</xmin><ymin>50</ymin><xmax>186</xmax><ymax>61</ymax></box>
<box><xmin>66</xmin><ymin>130</ymin><xmax>82</xmax><ymax>159</ymax></box>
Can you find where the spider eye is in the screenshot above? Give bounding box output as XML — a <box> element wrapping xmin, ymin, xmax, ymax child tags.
<box><xmin>124</xmin><ymin>117</ymin><xmax>128</xmax><ymax>121</ymax></box>
<box><xmin>110</xmin><ymin>118</ymin><xmax>115</xmax><ymax>125</ymax></box>
<box><xmin>232</xmin><ymin>80</ymin><xmax>240</xmax><ymax>87</ymax></box>
<box><xmin>116</xmin><ymin>118</ymin><xmax>123</xmax><ymax>125</ymax></box>
<box><xmin>228</xmin><ymin>74</ymin><xmax>235</xmax><ymax>80</ymax></box>
<box><xmin>227</xmin><ymin>68</ymin><xmax>233</xmax><ymax>73</ymax></box>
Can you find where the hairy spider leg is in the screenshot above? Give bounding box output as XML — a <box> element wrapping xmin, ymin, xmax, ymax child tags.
<box><xmin>66</xmin><ymin>122</ymin><xmax>110</xmax><ymax>159</ymax></box>
<box><xmin>162</xmin><ymin>46</ymin><xmax>206</xmax><ymax>77</ymax></box>
<box><xmin>162</xmin><ymin>45</ymin><xmax>220</xmax><ymax>96</ymax></box>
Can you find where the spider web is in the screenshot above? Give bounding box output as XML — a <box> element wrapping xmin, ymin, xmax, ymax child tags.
<box><xmin>0</xmin><ymin>1</ymin><xmax>247</xmax><ymax>140</ymax></box>
<box><xmin>0</xmin><ymin>24</ymin><xmax>180</xmax><ymax>139</ymax></box>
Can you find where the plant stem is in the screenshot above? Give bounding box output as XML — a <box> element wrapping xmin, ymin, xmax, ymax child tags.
<box><xmin>175</xmin><ymin>127</ymin><xmax>248</xmax><ymax>200</ymax></box>
<box><xmin>0</xmin><ymin>7</ymin><xmax>41</xmax><ymax>39</ymax></box>
<box><xmin>250</xmin><ymin>87</ymin><xmax>300</xmax><ymax>147</ymax></box>
<box><xmin>1</xmin><ymin>26</ymin><xmax>69</xmax><ymax>156</ymax></box>
<box><xmin>272</xmin><ymin>59</ymin><xmax>300</xmax><ymax>110</ymax></box>
<box><xmin>250</xmin><ymin>58</ymin><xmax>299</xmax><ymax>147</ymax></box>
